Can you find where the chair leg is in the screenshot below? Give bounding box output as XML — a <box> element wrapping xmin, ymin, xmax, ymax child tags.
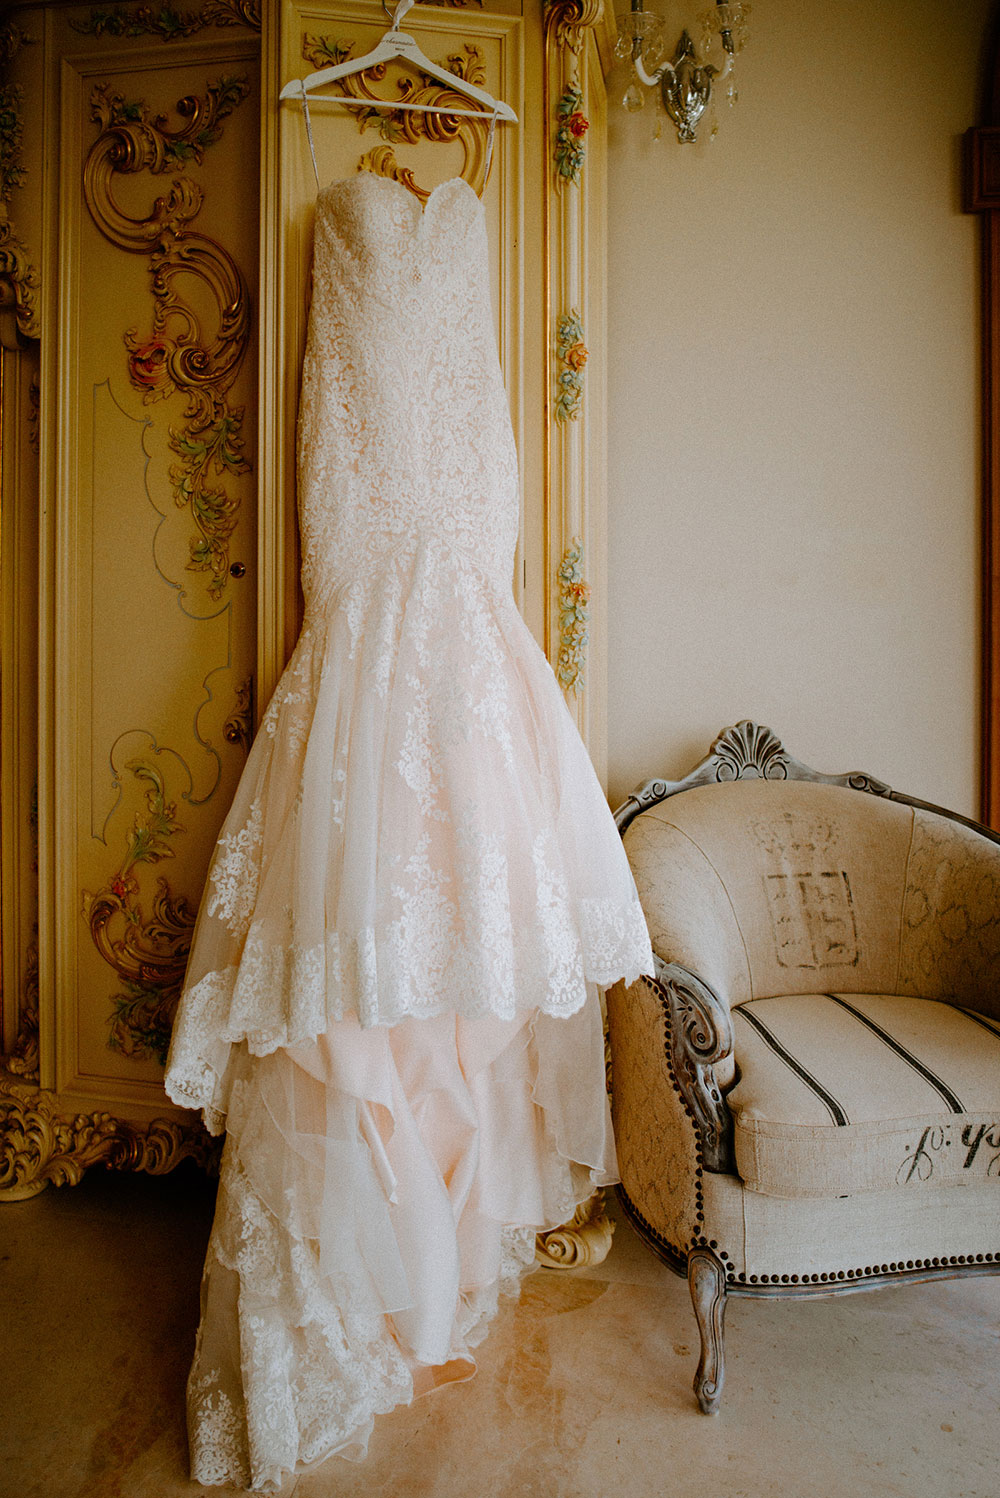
<box><xmin>687</xmin><ymin>1247</ymin><xmax>728</xmax><ymax>1414</ymax></box>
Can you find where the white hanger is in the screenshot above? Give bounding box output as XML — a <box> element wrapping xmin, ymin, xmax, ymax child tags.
<box><xmin>279</xmin><ymin>0</ymin><xmax>514</xmax><ymax>124</ymax></box>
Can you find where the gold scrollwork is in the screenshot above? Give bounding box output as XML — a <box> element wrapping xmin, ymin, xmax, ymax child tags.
<box><xmin>83</xmin><ymin>77</ymin><xmax>253</xmax><ymax>599</ymax></box>
<box><xmin>0</xmin><ymin>80</ymin><xmax>41</xmax><ymax>340</ymax></box>
<box><xmin>301</xmin><ymin>36</ymin><xmax>494</xmax><ymax>199</ymax></box>
<box><xmin>0</xmin><ymin>1073</ymin><xmax>220</xmax><ymax>1201</ymax></box>
<box><xmin>223</xmin><ymin>675</ymin><xmax>254</xmax><ymax>752</ymax></box>
<box><xmin>6</xmin><ymin>934</ymin><xmax>39</xmax><ymax>1084</ymax></box>
<box><xmin>71</xmin><ymin>1</ymin><xmax>261</xmax><ymax>40</ymax></box>
<box><xmin>544</xmin><ymin>0</ymin><xmax>604</xmax><ymax>54</ymax></box>
<box><xmin>83</xmin><ymin>760</ymin><xmax>195</xmax><ymax>1064</ymax></box>
<box><xmin>536</xmin><ymin>1189</ymin><xmax>615</xmax><ymax>1268</ymax></box>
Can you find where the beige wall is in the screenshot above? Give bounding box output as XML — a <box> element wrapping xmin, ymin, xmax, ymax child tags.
<box><xmin>605</xmin><ymin>0</ymin><xmax>992</xmax><ymax>816</ymax></box>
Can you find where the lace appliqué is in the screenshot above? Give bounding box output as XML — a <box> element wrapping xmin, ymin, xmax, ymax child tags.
<box><xmin>208</xmin><ymin>801</ymin><xmax>264</xmax><ymax>937</ymax></box>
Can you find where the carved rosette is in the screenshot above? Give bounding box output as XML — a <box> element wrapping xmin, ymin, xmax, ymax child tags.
<box><xmin>554</xmin><ymin>81</ymin><xmax>589</xmax><ymax>184</ymax></box>
<box><xmin>83</xmin><ymin>78</ymin><xmax>253</xmax><ymax>600</ymax></box>
<box><xmin>555</xmin><ymin>309</ymin><xmax>587</xmax><ymax>421</ymax></box>
<box><xmin>71</xmin><ymin>1</ymin><xmax>262</xmax><ymax>39</ymax></box>
<box><xmin>301</xmin><ymin>37</ymin><xmax>495</xmax><ymax>200</ymax></box>
<box><xmin>536</xmin><ymin>1189</ymin><xmax>615</xmax><ymax>1268</ymax></box>
<box><xmin>0</xmin><ymin>1073</ymin><xmax>219</xmax><ymax>1202</ymax></box>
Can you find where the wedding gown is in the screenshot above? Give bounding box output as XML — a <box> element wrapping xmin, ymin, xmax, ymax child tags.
<box><xmin>164</xmin><ymin>171</ymin><xmax>653</xmax><ymax>1492</ymax></box>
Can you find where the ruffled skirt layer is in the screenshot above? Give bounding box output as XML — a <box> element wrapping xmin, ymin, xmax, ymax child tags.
<box><xmin>186</xmin><ymin>996</ymin><xmax>614</xmax><ymax>1492</ymax></box>
<box><xmin>166</xmin><ymin>537</ymin><xmax>651</xmax><ymax>1129</ymax></box>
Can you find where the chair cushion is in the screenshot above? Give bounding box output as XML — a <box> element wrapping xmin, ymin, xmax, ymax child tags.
<box><xmin>727</xmin><ymin>993</ymin><xmax>1000</xmax><ymax>1198</ymax></box>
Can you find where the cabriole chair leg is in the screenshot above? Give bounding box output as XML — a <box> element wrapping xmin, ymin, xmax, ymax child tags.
<box><xmin>688</xmin><ymin>1247</ymin><xmax>728</xmax><ymax>1414</ymax></box>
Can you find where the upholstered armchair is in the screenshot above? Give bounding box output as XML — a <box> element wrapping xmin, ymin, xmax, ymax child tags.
<box><xmin>607</xmin><ymin>722</ymin><xmax>1000</xmax><ymax>1414</ymax></box>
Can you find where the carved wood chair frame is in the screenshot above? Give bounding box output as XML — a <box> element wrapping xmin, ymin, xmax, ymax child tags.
<box><xmin>612</xmin><ymin>720</ymin><xmax>1000</xmax><ymax>1414</ymax></box>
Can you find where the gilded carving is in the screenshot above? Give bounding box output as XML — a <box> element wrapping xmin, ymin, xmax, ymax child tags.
<box><xmin>6</xmin><ymin>933</ymin><xmax>39</xmax><ymax>1084</ymax></box>
<box><xmin>544</xmin><ymin>0</ymin><xmax>604</xmax><ymax>55</ymax></box>
<box><xmin>27</xmin><ymin>372</ymin><xmax>39</xmax><ymax>451</ymax></box>
<box><xmin>0</xmin><ymin>20</ymin><xmax>33</xmax><ymax>71</ymax></box>
<box><xmin>536</xmin><ymin>1189</ymin><xmax>614</xmax><ymax>1267</ymax></box>
<box><xmin>223</xmin><ymin>676</ymin><xmax>254</xmax><ymax>752</ymax></box>
<box><xmin>0</xmin><ymin>79</ymin><xmax>40</xmax><ymax>340</ymax></box>
<box><xmin>556</xmin><ymin>536</ymin><xmax>589</xmax><ymax>694</ymax></box>
<box><xmin>71</xmin><ymin>1</ymin><xmax>262</xmax><ymax>39</ymax></box>
<box><xmin>83</xmin><ymin>760</ymin><xmax>195</xmax><ymax>1064</ymax></box>
<box><xmin>0</xmin><ymin>1074</ymin><xmax>219</xmax><ymax>1201</ymax></box>
<box><xmin>83</xmin><ymin>78</ymin><xmax>253</xmax><ymax>599</ymax></box>
<box><xmin>554</xmin><ymin>309</ymin><xmax>587</xmax><ymax>421</ymax></box>
<box><xmin>301</xmin><ymin>36</ymin><xmax>494</xmax><ymax>198</ymax></box>
<box><xmin>554</xmin><ymin>81</ymin><xmax>589</xmax><ymax>184</ymax></box>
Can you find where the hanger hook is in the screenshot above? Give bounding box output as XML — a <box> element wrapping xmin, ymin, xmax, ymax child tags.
<box><xmin>388</xmin><ymin>0</ymin><xmax>415</xmax><ymax>31</ymax></box>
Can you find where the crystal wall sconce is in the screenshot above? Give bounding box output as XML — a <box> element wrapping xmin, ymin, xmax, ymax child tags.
<box><xmin>615</xmin><ymin>1</ymin><xmax>750</xmax><ymax>143</ymax></box>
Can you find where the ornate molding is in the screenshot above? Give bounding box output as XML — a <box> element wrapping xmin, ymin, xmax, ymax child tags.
<box><xmin>712</xmin><ymin>720</ymin><xmax>789</xmax><ymax>782</ymax></box>
<box><xmin>5</xmin><ymin>933</ymin><xmax>39</xmax><ymax>1084</ymax></box>
<box><xmin>26</xmin><ymin>372</ymin><xmax>39</xmax><ymax>451</ymax></box>
<box><xmin>0</xmin><ymin>221</ymin><xmax>39</xmax><ymax>339</ymax></box>
<box><xmin>223</xmin><ymin>675</ymin><xmax>254</xmax><ymax>752</ymax></box>
<box><xmin>554</xmin><ymin>309</ymin><xmax>587</xmax><ymax>421</ymax></box>
<box><xmin>0</xmin><ymin>1073</ymin><xmax>219</xmax><ymax>1201</ymax></box>
<box><xmin>555</xmin><ymin>537</ymin><xmax>589</xmax><ymax>693</ymax></box>
<box><xmin>0</xmin><ymin>20</ymin><xmax>34</xmax><ymax>71</ymax></box>
<box><xmin>0</xmin><ymin>80</ymin><xmax>40</xmax><ymax>340</ymax></box>
<box><xmin>82</xmin><ymin>760</ymin><xmax>195</xmax><ymax>1065</ymax></box>
<box><xmin>0</xmin><ymin>85</ymin><xmax>27</xmax><ymax>203</ymax></box>
<box><xmin>655</xmin><ymin>958</ymin><xmax>735</xmax><ymax>1174</ymax></box>
<box><xmin>544</xmin><ymin>0</ymin><xmax>604</xmax><ymax>55</ymax></box>
<box><xmin>614</xmin><ymin>720</ymin><xmax>897</xmax><ymax>835</ymax></box>
<box><xmin>71</xmin><ymin>1</ymin><xmax>261</xmax><ymax>39</ymax></box>
<box><xmin>83</xmin><ymin>77</ymin><xmax>253</xmax><ymax>600</ymax></box>
<box><xmin>554</xmin><ymin>81</ymin><xmax>588</xmax><ymax>185</ymax></box>
<box><xmin>536</xmin><ymin>1189</ymin><xmax>615</xmax><ymax>1268</ymax></box>
<box><xmin>301</xmin><ymin>36</ymin><xmax>494</xmax><ymax>199</ymax></box>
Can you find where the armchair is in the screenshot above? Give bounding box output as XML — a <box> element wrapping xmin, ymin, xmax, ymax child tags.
<box><xmin>607</xmin><ymin>722</ymin><xmax>1000</xmax><ymax>1413</ymax></box>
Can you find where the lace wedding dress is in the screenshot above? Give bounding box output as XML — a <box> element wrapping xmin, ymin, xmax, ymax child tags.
<box><xmin>164</xmin><ymin>172</ymin><xmax>653</xmax><ymax>1492</ymax></box>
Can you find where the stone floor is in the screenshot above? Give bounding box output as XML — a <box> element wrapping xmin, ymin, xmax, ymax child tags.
<box><xmin>0</xmin><ymin>1166</ymin><xmax>997</xmax><ymax>1498</ymax></box>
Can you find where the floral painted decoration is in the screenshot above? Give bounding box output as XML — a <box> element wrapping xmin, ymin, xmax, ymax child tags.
<box><xmin>554</xmin><ymin>310</ymin><xmax>588</xmax><ymax>422</ymax></box>
<box><xmin>554</xmin><ymin>82</ymin><xmax>589</xmax><ymax>184</ymax></box>
<box><xmin>556</xmin><ymin>538</ymin><xmax>590</xmax><ymax>693</ymax></box>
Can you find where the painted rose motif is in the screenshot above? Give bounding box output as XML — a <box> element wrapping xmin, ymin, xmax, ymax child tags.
<box><xmin>555</xmin><ymin>83</ymin><xmax>589</xmax><ymax>184</ymax></box>
<box><xmin>565</xmin><ymin>341</ymin><xmax>588</xmax><ymax>373</ymax></box>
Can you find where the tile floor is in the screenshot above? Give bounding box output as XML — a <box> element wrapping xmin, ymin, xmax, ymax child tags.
<box><xmin>0</xmin><ymin>1165</ymin><xmax>997</xmax><ymax>1498</ymax></box>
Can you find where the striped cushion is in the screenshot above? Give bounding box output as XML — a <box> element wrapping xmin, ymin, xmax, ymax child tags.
<box><xmin>727</xmin><ymin>994</ymin><xmax>1000</xmax><ymax>1198</ymax></box>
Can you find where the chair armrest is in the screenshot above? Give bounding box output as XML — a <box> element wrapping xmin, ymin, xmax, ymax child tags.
<box><xmin>654</xmin><ymin>957</ymin><xmax>736</xmax><ymax>1174</ymax></box>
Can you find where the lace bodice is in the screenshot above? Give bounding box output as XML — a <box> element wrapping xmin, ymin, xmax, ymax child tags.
<box><xmin>297</xmin><ymin>175</ymin><xmax>519</xmax><ymax>617</ymax></box>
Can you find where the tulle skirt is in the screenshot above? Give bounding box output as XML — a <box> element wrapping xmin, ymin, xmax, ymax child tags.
<box><xmin>165</xmin><ymin>537</ymin><xmax>652</xmax><ymax>1490</ymax></box>
<box><xmin>185</xmin><ymin>996</ymin><xmax>615</xmax><ymax>1491</ymax></box>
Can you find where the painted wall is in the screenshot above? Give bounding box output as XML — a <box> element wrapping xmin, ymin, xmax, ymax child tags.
<box><xmin>605</xmin><ymin>0</ymin><xmax>992</xmax><ymax>815</ymax></box>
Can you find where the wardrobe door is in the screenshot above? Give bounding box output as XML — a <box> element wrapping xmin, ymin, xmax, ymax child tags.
<box><xmin>0</xmin><ymin>9</ymin><xmax>262</xmax><ymax>1198</ymax></box>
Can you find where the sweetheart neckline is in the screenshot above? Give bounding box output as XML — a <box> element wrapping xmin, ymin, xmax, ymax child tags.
<box><xmin>316</xmin><ymin>172</ymin><xmax>482</xmax><ymax>220</ymax></box>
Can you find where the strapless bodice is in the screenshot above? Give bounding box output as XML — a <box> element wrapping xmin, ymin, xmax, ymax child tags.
<box><xmin>296</xmin><ymin>173</ymin><xmax>519</xmax><ymax>616</ymax></box>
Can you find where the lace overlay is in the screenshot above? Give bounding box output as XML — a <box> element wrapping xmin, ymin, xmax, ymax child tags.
<box><xmin>163</xmin><ymin>173</ymin><xmax>652</xmax><ymax>1490</ymax></box>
